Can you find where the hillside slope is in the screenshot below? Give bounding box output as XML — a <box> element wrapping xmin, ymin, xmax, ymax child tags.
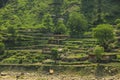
<box><xmin>0</xmin><ymin>0</ymin><xmax>120</xmax><ymax>30</ymax></box>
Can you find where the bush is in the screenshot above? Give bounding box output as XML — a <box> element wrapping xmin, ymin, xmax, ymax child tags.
<box><xmin>94</xmin><ymin>45</ymin><xmax>104</xmax><ymax>55</ymax></box>
<box><xmin>93</xmin><ymin>45</ymin><xmax>104</xmax><ymax>62</ymax></box>
<box><xmin>2</xmin><ymin>57</ymin><xmax>19</xmax><ymax>64</ymax></box>
<box><xmin>115</xmin><ymin>19</ymin><xmax>120</xmax><ymax>24</ymax></box>
<box><xmin>1</xmin><ymin>50</ymin><xmax>45</xmax><ymax>64</ymax></box>
<box><xmin>116</xmin><ymin>23</ymin><xmax>120</xmax><ymax>29</ymax></box>
<box><xmin>51</xmin><ymin>48</ymin><xmax>60</xmax><ymax>64</ymax></box>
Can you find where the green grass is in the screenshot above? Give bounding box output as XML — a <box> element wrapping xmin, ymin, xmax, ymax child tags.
<box><xmin>66</xmin><ymin>53</ymin><xmax>87</xmax><ymax>58</ymax></box>
<box><xmin>58</xmin><ymin>61</ymin><xmax>90</xmax><ymax>65</ymax></box>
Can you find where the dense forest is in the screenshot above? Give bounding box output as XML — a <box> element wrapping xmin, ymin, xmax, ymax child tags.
<box><xmin>0</xmin><ymin>0</ymin><xmax>120</xmax><ymax>32</ymax></box>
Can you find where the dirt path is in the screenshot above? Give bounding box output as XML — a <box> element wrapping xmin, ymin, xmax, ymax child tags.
<box><xmin>0</xmin><ymin>71</ymin><xmax>120</xmax><ymax>80</ymax></box>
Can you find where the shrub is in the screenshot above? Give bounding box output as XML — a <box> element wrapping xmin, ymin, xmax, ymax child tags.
<box><xmin>94</xmin><ymin>45</ymin><xmax>104</xmax><ymax>55</ymax></box>
<box><xmin>93</xmin><ymin>45</ymin><xmax>104</xmax><ymax>62</ymax></box>
<box><xmin>1</xmin><ymin>50</ymin><xmax>45</xmax><ymax>64</ymax></box>
<box><xmin>2</xmin><ymin>57</ymin><xmax>19</xmax><ymax>64</ymax></box>
<box><xmin>116</xmin><ymin>23</ymin><xmax>120</xmax><ymax>29</ymax></box>
<box><xmin>51</xmin><ymin>48</ymin><xmax>60</xmax><ymax>64</ymax></box>
<box><xmin>115</xmin><ymin>19</ymin><xmax>120</xmax><ymax>24</ymax></box>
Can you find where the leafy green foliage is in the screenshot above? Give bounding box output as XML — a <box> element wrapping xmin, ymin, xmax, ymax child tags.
<box><xmin>1</xmin><ymin>50</ymin><xmax>46</xmax><ymax>64</ymax></box>
<box><xmin>94</xmin><ymin>45</ymin><xmax>104</xmax><ymax>55</ymax></box>
<box><xmin>51</xmin><ymin>0</ymin><xmax>63</xmax><ymax>25</ymax></box>
<box><xmin>0</xmin><ymin>34</ymin><xmax>3</xmax><ymax>42</ymax></box>
<box><xmin>0</xmin><ymin>0</ymin><xmax>120</xmax><ymax>30</ymax></box>
<box><xmin>116</xmin><ymin>23</ymin><xmax>120</xmax><ymax>48</ymax></box>
<box><xmin>7</xmin><ymin>26</ymin><xmax>17</xmax><ymax>36</ymax></box>
<box><xmin>93</xmin><ymin>24</ymin><xmax>115</xmax><ymax>51</ymax></box>
<box><xmin>116</xmin><ymin>23</ymin><xmax>120</xmax><ymax>29</ymax></box>
<box><xmin>0</xmin><ymin>0</ymin><xmax>9</xmax><ymax>8</ymax></box>
<box><xmin>35</xmin><ymin>24</ymin><xmax>49</xmax><ymax>33</ymax></box>
<box><xmin>83</xmin><ymin>32</ymin><xmax>92</xmax><ymax>38</ymax></box>
<box><xmin>81</xmin><ymin>0</ymin><xmax>120</xmax><ymax>25</ymax></box>
<box><xmin>42</xmin><ymin>13</ymin><xmax>54</xmax><ymax>33</ymax></box>
<box><xmin>54</xmin><ymin>19</ymin><xmax>68</xmax><ymax>34</ymax></box>
<box><xmin>51</xmin><ymin>48</ymin><xmax>60</xmax><ymax>64</ymax></box>
<box><xmin>81</xmin><ymin>0</ymin><xmax>97</xmax><ymax>24</ymax></box>
<box><xmin>2</xmin><ymin>57</ymin><xmax>19</xmax><ymax>64</ymax></box>
<box><xmin>115</xmin><ymin>19</ymin><xmax>120</xmax><ymax>25</ymax></box>
<box><xmin>93</xmin><ymin>45</ymin><xmax>104</xmax><ymax>62</ymax></box>
<box><xmin>0</xmin><ymin>42</ymin><xmax>5</xmax><ymax>55</ymax></box>
<box><xmin>0</xmin><ymin>0</ymin><xmax>120</xmax><ymax>64</ymax></box>
<box><xmin>67</xmin><ymin>12</ymin><xmax>88</xmax><ymax>38</ymax></box>
<box><xmin>4</xmin><ymin>26</ymin><xmax>18</xmax><ymax>46</ymax></box>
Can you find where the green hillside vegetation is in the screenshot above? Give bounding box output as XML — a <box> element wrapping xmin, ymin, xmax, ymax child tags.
<box><xmin>0</xmin><ymin>0</ymin><xmax>120</xmax><ymax>30</ymax></box>
<box><xmin>0</xmin><ymin>0</ymin><xmax>120</xmax><ymax>64</ymax></box>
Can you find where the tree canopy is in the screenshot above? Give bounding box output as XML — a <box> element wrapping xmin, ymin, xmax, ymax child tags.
<box><xmin>93</xmin><ymin>24</ymin><xmax>115</xmax><ymax>51</ymax></box>
<box><xmin>67</xmin><ymin>12</ymin><xmax>88</xmax><ymax>38</ymax></box>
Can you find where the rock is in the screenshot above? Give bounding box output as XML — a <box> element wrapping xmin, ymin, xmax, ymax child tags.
<box><xmin>0</xmin><ymin>72</ymin><xmax>7</xmax><ymax>76</ymax></box>
<box><xmin>49</xmin><ymin>69</ymin><xmax>54</xmax><ymax>74</ymax></box>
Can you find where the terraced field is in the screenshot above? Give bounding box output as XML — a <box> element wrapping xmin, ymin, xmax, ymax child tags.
<box><xmin>3</xmin><ymin>29</ymin><xmax>99</xmax><ymax>62</ymax></box>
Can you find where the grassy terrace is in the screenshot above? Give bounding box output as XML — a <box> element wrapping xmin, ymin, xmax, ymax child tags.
<box><xmin>1</xmin><ymin>28</ymin><xmax>120</xmax><ymax>71</ymax></box>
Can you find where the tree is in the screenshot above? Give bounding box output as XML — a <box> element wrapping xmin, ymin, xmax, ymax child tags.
<box><xmin>81</xmin><ymin>0</ymin><xmax>97</xmax><ymax>24</ymax></box>
<box><xmin>54</xmin><ymin>19</ymin><xmax>68</xmax><ymax>34</ymax></box>
<box><xmin>48</xmin><ymin>0</ymin><xmax>64</xmax><ymax>26</ymax></box>
<box><xmin>94</xmin><ymin>0</ymin><xmax>104</xmax><ymax>25</ymax></box>
<box><xmin>42</xmin><ymin>13</ymin><xmax>54</xmax><ymax>33</ymax></box>
<box><xmin>93</xmin><ymin>24</ymin><xmax>115</xmax><ymax>51</ymax></box>
<box><xmin>67</xmin><ymin>12</ymin><xmax>88</xmax><ymax>38</ymax></box>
